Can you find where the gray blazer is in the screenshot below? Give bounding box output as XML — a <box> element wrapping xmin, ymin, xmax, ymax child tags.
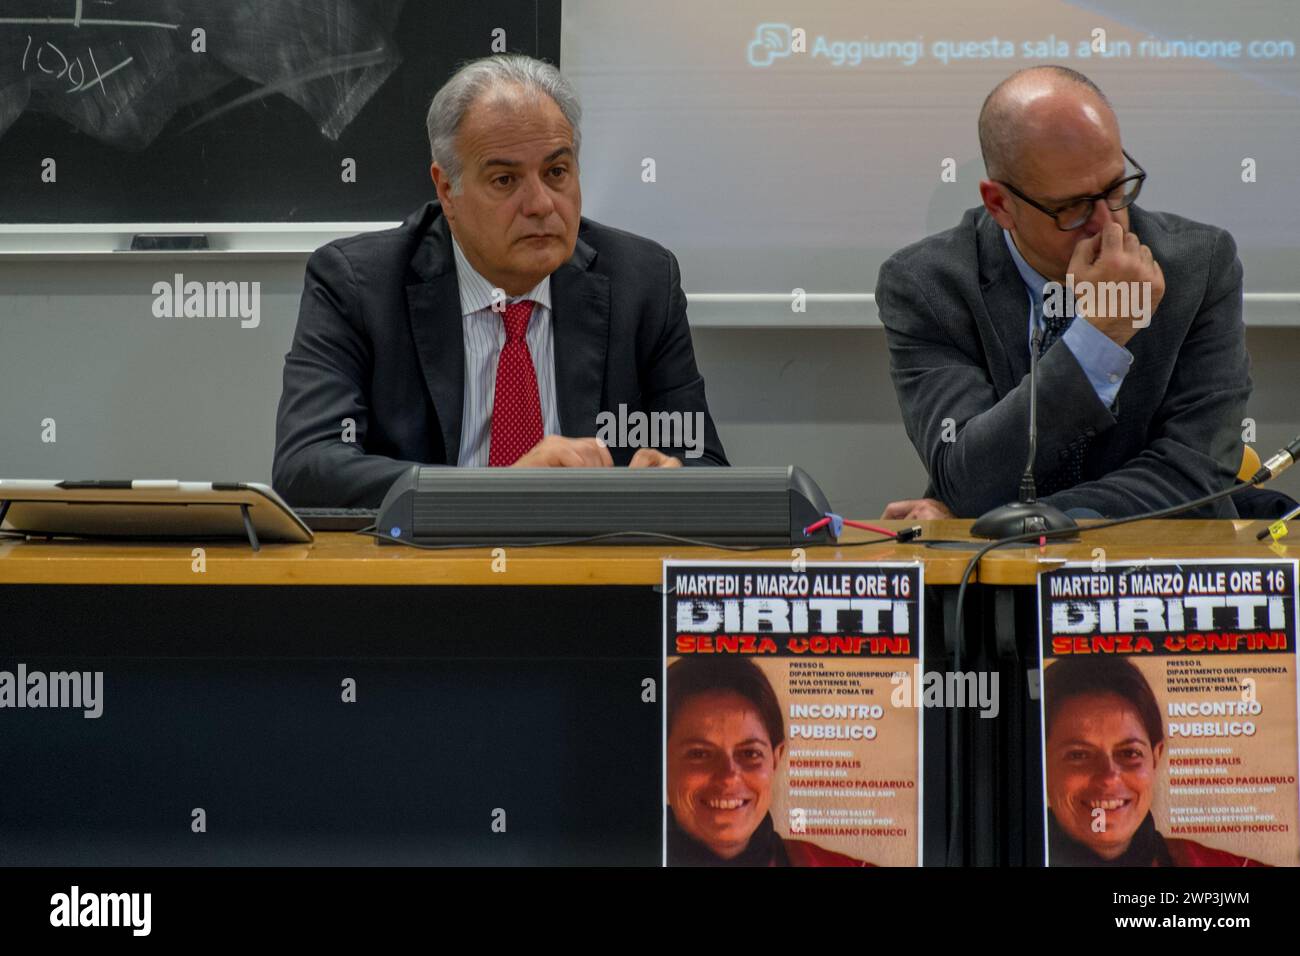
<box><xmin>875</xmin><ymin>205</ymin><xmax>1251</xmax><ymax>518</ymax></box>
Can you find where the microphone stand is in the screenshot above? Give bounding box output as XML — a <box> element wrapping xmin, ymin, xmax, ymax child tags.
<box><xmin>971</xmin><ymin>327</ymin><xmax>1078</xmax><ymax>538</ymax></box>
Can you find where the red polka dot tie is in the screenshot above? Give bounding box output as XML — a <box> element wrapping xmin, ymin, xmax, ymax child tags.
<box><xmin>487</xmin><ymin>299</ymin><xmax>544</xmax><ymax>466</ymax></box>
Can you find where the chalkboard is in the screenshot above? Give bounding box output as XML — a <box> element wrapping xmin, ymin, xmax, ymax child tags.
<box><xmin>0</xmin><ymin>0</ymin><xmax>562</xmax><ymax>223</ymax></box>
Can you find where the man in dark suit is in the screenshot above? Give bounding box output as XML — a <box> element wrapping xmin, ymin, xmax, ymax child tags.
<box><xmin>273</xmin><ymin>55</ymin><xmax>726</xmax><ymax>507</ymax></box>
<box><xmin>877</xmin><ymin>66</ymin><xmax>1250</xmax><ymax>520</ymax></box>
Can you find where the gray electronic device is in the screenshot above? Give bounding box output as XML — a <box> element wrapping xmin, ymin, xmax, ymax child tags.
<box><xmin>0</xmin><ymin>479</ymin><xmax>313</xmax><ymax>551</ymax></box>
<box><xmin>373</xmin><ymin>466</ymin><xmax>835</xmax><ymax>546</ymax></box>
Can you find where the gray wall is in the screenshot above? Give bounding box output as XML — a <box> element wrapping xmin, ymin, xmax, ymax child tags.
<box><xmin>2</xmin><ymin>256</ymin><xmax>1297</xmax><ymax>517</ymax></box>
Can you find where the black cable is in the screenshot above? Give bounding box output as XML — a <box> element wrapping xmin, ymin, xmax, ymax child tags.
<box><xmin>834</xmin><ymin>535</ymin><xmax>910</xmax><ymax>549</ymax></box>
<box><xmin>952</xmin><ymin>477</ymin><xmax>1260</xmax><ymax>650</ymax></box>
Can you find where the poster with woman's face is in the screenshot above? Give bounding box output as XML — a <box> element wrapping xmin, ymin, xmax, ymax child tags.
<box><xmin>663</xmin><ymin>561</ymin><xmax>924</xmax><ymax>867</ymax></box>
<box><xmin>1039</xmin><ymin>559</ymin><xmax>1300</xmax><ymax>867</ymax></box>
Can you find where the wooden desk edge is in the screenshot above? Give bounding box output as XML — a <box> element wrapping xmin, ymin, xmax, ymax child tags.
<box><xmin>4</xmin><ymin>520</ymin><xmax>1271</xmax><ymax>587</ymax></box>
<box><xmin>0</xmin><ymin>524</ymin><xmax>977</xmax><ymax>586</ymax></box>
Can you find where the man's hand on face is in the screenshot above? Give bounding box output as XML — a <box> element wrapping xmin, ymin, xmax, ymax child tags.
<box><xmin>1066</xmin><ymin>221</ymin><xmax>1166</xmax><ymax>347</ymax></box>
<box><xmin>628</xmin><ymin>448</ymin><xmax>683</xmax><ymax>468</ymax></box>
<box><xmin>511</xmin><ymin>435</ymin><xmax>614</xmax><ymax>467</ymax></box>
<box><xmin>881</xmin><ymin>498</ymin><xmax>955</xmax><ymax>520</ymax></box>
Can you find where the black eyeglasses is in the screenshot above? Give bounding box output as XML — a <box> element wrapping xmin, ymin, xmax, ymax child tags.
<box><xmin>996</xmin><ymin>150</ymin><xmax>1146</xmax><ymax>231</ymax></box>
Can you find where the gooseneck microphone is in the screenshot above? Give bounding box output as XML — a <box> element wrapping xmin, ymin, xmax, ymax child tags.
<box><xmin>970</xmin><ymin>327</ymin><xmax>1079</xmax><ymax>539</ymax></box>
<box><xmin>1022</xmin><ymin>328</ymin><xmax>1042</xmax><ymax>503</ymax></box>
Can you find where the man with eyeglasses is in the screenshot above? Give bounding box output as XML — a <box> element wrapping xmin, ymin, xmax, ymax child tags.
<box><xmin>877</xmin><ymin>65</ymin><xmax>1250</xmax><ymax>520</ymax></box>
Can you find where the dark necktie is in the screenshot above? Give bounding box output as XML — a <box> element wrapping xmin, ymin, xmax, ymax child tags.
<box><xmin>1036</xmin><ymin>300</ymin><xmax>1089</xmax><ymax>496</ymax></box>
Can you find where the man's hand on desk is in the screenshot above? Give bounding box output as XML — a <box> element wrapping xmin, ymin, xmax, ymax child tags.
<box><xmin>628</xmin><ymin>448</ymin><xmax>682</xmax><ymax>468</ymax></box>
<box><xmin>512</xmin><ymin>435</ymin><xmax>614</xmax><ymax>467</ymax></box>
<box><xmin>508</xmin><ymin>436</ymin><xmax>682</xmax><ymax>468</ymax></box>
<box><xmin>881</xmin><ymin>497</ymin><xmax>955</xmax><ymax>520</ymax></box>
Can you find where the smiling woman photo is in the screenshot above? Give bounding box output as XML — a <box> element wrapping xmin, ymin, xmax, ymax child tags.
<box><xmin>1044</xmin><ymin>655</ymin><xmax>1267</xmax><ymax>867</ymax></box>
<box><xmin>666</xmin><ymin>656</ymin><xmax>872</xmax><ymax>867</ymax></box>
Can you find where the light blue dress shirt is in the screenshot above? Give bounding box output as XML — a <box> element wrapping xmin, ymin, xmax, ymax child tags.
<box><xmin>1002</xmin><ymin>230</ymin><xmax>1132</xmax><ymax>409</ymax></box>
<box><xmin>451</xmin><ymin>235</ymin><xmax>562</xmax><ymax>466</ymax></box>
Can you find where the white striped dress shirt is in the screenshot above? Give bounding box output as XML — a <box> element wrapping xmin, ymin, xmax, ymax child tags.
<box><xmin>451</xmin><ymin>236</ymin><xmax>561</xmax><ymax>466</ymax></box>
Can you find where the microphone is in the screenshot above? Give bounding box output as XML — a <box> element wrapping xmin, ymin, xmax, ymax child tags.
<box><xmin>970</xmin><ymin>327</ymin><xmax>1079</xmax><ymax>538</ymax></box>
<box><xmin>1253</xmin><ymin>434</ymin><xmax>1300</xmax><ymax>483</ymax></box>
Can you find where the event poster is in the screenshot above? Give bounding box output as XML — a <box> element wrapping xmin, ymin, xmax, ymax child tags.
<box><xmin>1038</xmin><ymin>559</ymin><xmax>1300</xmax><ymax>867</ymax></box>
<box><xmin>662</xmin><ymin>561</ymin><xmax>923</xmax><ymax>867</ymax></box>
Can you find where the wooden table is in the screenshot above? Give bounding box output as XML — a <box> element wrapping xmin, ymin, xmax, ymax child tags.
<box><xmin>1</xmin><ymin>517</ymin><xmax>1281</xmax><ymax>866</ymax></box>
<box><xmin>0</xmin><ymin>522</ymin><xmax>970</xmax><ymax>866</ymax></box>
<box><xmin>0</xmin><ymin>523</ymin><xmax>979</xmax><ymax>585</ymax></box>
<box><xmin>976</xmin><ymin>517</ymin><xmax>1282</xmax><ymax>584</ymax></box>
<box><xmin>1</xmin><ymin>516</ymin><xmax>1276</xmax><ymax>588</ymax></box>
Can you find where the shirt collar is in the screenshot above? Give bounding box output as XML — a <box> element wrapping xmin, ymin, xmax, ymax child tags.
<box><xmin>1002</xmin><ymin>229</ymin><xmax>1051</xmax><ymax>300</ymax></box>
<box><xmin>450</xmin><ymin>234</ymin><xmax>552</xmax><ymax>316</ymax></box>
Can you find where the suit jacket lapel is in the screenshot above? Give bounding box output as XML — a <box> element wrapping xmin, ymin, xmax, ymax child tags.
<box><xmin>549</xmin><ymin>233</ymin><xmax>610</xmax><ymax>436</ymax></box>
<box><xmin>976</xmin><ymin>210</ymin><xmax>1032</xmax><ymax>392</ymax></box>
<box><xmin>405</xmin><ymin>203</ymin><xmax>465</xmax><ymax>464</ymax></box>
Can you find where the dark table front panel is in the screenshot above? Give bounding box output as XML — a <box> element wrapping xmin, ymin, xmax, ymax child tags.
<box><xmin>1</xmin><ymin>583</ymin><xmax>952</xmax><ymax>866</ymax></box>
<box><xmin>1</xmin><ymin>585</ymin><xmax>661</xmax><ymax>865</ymax></box>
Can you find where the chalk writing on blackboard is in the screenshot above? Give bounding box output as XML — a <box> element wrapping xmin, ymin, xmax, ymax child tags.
<box><xmin>0</xmin><ymin>0</ymin><xmax>407</xmax><ymax>150</ymax></box>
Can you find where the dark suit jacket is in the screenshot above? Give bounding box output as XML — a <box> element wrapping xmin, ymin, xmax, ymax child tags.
<box><xmin>875</xmin><ymin>205</ymin><xmax>1251</xmax><ymax>519</ymax></box>
<box><xmin>273</xmin><ymin>201</ymin><xmax>727</xmax><ymax>507</ymax></box>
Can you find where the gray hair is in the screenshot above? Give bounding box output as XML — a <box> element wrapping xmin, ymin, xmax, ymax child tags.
<box><xmin>426</xmin><ymin>54</ymin><xmax>582</xmax><ymax>192</ymax></box>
